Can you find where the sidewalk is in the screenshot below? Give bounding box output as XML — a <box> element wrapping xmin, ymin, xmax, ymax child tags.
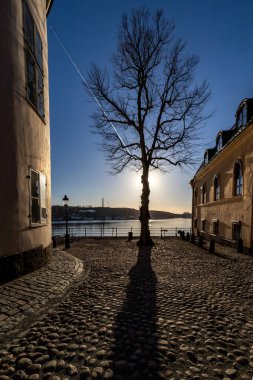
<box><xmin>0</xmin><ymin>250</ymin><xmax>84</xmax><ymax>342</ymax></box>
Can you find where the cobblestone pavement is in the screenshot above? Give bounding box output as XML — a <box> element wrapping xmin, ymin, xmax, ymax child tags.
<box><xmin>0</xmin><ymin>251</ymin><xmax>84</xmax><ymax>342</ymax></box>
<box><xmin>0</xmin><ymin>238</ymin><xmax>253</xmax><ymax>380</ymax></box>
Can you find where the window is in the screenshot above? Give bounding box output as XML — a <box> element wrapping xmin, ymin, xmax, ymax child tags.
<box><xmin>202</xmin><ymin>183</ymin><xmax>207</xmax><ymax>203</ymax></box>
<box><xmin>237</xmin><ymin>104</ymin><xmax>247</xmax><ymax>129</ymax></box>
<box><xmin>213</xmin><ymin>220</ymin><xmax>219</xmax><ymax>235</ymax></box>
<box><xmin>30</xmin><ymin>169</ymin><xmax>47</xmax><ymax>225</ymax></box>
<box><xmin>23</xmin><ymin>1</ymin><xmax>44</xmax><ymax>118</ymax></box>
<box><xmin>232</xmin><ymin>222</ymin><xmax>241</xmax><ymax>241</ymax></box>
<box><xmin>194</xmin><ymin>218</ymin><xmax>197</xmax><ymax>228</ymax></box>
<box><xmin>214</xmin><ymin>176</ymin><xmax>220</xmax><ymax>200</ymax></box>
<box><xmin>216</xmin><ymin>135</ymin><xmax>222</xmax><ymax>152</ymax></box>
<box><xmin>194</xmin><ymin>188</ymin><xmax>198</xmax><ymax>205</ymax></box>
<box><xmin>234</xmin><ymin>161</ymin><xmax>243</xmax><ymax>195</ymax></box>
<box><xmin>204</xmin><ymin>152</ymin><xmax>208</xmax><ymax>164</ymax></box>
<box><xmin>201</xmin><ymin>219</ymin><xmax>205</xmax><ymax>232</ymax></box>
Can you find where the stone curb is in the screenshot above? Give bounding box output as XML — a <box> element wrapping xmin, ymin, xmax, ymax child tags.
<box><xmin>0</xmin><ymin>250</ymin><xmax>84</xmax><ymax>341</ymax></box>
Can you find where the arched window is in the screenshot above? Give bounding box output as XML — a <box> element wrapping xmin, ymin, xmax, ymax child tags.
<box><xmin>202</xmin><ymin>183</ymin><xmax>207</xmax><ymax>203</ymax></box>
<box><xmin>214</xmin><ymin>175</ymin><xmax>220</xmax><ymax>201</ymax></box>
<box><xmin>234</xmin><ymin>161</ymin><xmax>243</xmax><ymax>195</ymax></box>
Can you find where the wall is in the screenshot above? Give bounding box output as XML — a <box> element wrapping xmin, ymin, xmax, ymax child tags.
<box><xmin>0</xmin><ymin>0</ymin><xmax>51</xmax><ymax>262</ymax></box>
<box><xmin>192</xmin><ymin>121</ymin><xmax>253</xmax><ymax>250</ymax></box>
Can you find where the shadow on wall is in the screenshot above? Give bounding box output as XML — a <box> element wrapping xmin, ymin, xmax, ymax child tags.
<box><xmin>111</xmin><ymin>246</ymin><xmax>161</xmax><ymax>379</ymax></box>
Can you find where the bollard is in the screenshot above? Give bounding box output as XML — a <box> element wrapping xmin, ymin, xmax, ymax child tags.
<box><xmin>65</xmin><ymin>233</ymin><xmax>70</xmax><ymax>249</ymax></box>
<box><xmin>186</xmin><ymin>232</ymin><xmax>190</xmax><ymax>241</ymax></box>
<box><xmin>128</xmin><ymin>231</ymin><xmax>133</xmax><ymax>241</ymax></box>
<box><xmin>198</xmin><ymin>235</ymin><xmax>203</xmax><ymax>248</ymax></box>
<box><xmin>161</xmin><ymin>227</ymin><xmax>163</xmax><ymax>238</ymax></box>
<box><xmin>237</xmin><ymin>238</ymin><xmax>243</xmax><ymax>253</ymax></box>
<box><xmin>190</xmin><ymin>233</ymin><xmax>195</xmax><ymax>244</ymax></box>
<box><xmin>182</xmin><ymin>231</ymin><xmax>185</xmax><ymax>240</ymax></box>
<box><xmin>116</xmin><ymin>227</ymin><xmax>118</xmax><ymax>238</ymax></box>
<box><xmin>52</xmin><ymin>236</ymin><xmax>57</xmax><ymax>248</ymax></box>
<box><xmin>209</xmin><ymin>239</ymin><xmax>215</xmax><ymax>253</ymax></box>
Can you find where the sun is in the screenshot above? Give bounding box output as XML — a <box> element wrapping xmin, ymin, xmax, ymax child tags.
<box><xmin>132</xmin><ymin>171</ymin><xmax>160</xmax><ymax>190</ymax></box>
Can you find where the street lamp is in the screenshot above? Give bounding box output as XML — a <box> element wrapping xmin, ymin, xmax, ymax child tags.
<box><xmin>63</xmin><ymin>194</ymin><xmax>70</xmax><ymax>249</ymax></box>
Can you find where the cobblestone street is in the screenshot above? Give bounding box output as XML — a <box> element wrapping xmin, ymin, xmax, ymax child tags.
<box><xmin>0</xmin><ymin>238</ymin><xmax>253</xmax><ymax>380</ymax></box>
<box><xmin>0</xmin><ymin>252</ymin><xmax>84</xmax><ymax>339</ymax></box>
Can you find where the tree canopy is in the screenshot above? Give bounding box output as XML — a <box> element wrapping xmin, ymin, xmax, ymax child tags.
<box><xmin>87</xmin><ymin>7</ymin><xmax>210</xmax><ymax>246</ymax></box>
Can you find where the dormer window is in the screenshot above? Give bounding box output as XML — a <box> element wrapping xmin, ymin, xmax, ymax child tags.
<box><xmin>204</xmin><ymin>152</ymin><xmax>208</xmax><ymax>164</ymax></box>
<box><xmin>216</xmin><ymin>135</ymin><xmax>222</xmax><ymax>152</ymax></box>
<box><xmin>237</xmin><ymin>104</ymin><xmax>247</xmax><ymax>129</ymax></box>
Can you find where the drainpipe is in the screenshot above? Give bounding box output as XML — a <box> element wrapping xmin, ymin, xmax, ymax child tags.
<box><xmin>190</xmin><ymin>179</ymin><xmax>194</xmax><ymax>236</ymax></box>
<box><xmin>250</xmin><ymin>177</ymin><xmax>253</xmax><ymax>253</ymax></box>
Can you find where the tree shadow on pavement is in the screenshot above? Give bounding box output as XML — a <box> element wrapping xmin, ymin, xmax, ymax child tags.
<box><xmin>110</xmin><ymin>246</ymin><xmax>161</xmax><ymax>379</ymax></box>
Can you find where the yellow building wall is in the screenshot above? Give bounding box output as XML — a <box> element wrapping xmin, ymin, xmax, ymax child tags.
<box><xmin>192</xmin><ymin>122</ymin><xmax>253</xmax><ymax>250</ymax></box>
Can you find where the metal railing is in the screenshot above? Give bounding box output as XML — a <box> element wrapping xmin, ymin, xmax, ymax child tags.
<box><xmin>52</xmin><ymin>225</ymin><xmax>191</xmax><ymax>238</ymax></box>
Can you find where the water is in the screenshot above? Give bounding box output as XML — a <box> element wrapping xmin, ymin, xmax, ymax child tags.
<box><xmin>52</xmin><ymin>218</ymin><xmax>191</xmax><ymax>237</ymax></box>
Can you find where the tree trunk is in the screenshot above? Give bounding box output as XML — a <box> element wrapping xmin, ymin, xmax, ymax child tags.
<box><xmin>137</xmin><ymin>166</ymin><xmax>154</xmax><ymax>247</ymax></box>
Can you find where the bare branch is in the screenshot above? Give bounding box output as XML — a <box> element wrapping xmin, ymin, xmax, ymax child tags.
<box><xmin>87</xmin><ymin>7</ymin><xmax>211</xmax><ymax>244</ymax></box>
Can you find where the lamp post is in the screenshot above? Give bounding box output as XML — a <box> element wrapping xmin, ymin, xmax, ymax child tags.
<box><xmin>63</xmin><ymin>194</ymin><xmax>70</xmax><ymax>249</ymax></box>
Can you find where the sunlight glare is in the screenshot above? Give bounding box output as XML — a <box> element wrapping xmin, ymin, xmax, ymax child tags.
<box><xmin>132</xmin><ymin>171</ymin><xmax>161</xmax><ymax>190</ymax></box>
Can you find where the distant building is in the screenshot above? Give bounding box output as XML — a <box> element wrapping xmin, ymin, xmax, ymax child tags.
<box><xmin>0</xmin><ymin>0</ymin><xmax>53</xmax><ymax>282</ymax></box>
<box><xmin>191</xmin><ymin>98</ymin><xmax>253</xmax><ymax>253</ymax></box>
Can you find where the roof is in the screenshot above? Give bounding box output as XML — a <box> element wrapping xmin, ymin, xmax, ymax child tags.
<box><xmin>192</xmin><ymin>98</ymin><xmax>253</xmax><ymax>180</ymax></box>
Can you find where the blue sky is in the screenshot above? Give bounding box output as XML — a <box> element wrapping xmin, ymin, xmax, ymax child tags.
<box><xmin>48</xmin><ymin>0</ymin><xmax>253</xmax><ymax>212</ymax></box>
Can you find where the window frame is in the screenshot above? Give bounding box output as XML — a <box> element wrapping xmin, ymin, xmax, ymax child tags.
<box><xmin>202</xmin><ymin>183</ymin><xmax>207</xmax><ymax>204</ymax></box>
<box><xmin>194</xmin><ymin>188</ymin><xmax>198</xmax><ymax>206</ymax></box>
<box><xmin>216</xmin><ymin>135</ymin><xmax>222</xmax><ymax>152</ymax></box>
<box><xmin>237</xmin><ymin>104</ymin><xmax>247</xmax><ymax>129</ymax></box>
<box><xmin>213</xmin><ymin>175</ymin><xmax>220</xmax><ymax>201</ymax></box>
<box><xmin>23</xmin><ymin>0</ymin><xmax>45</xmax><ymax>119</ymax></box>
<box><xmin>30</xmin><ymin>168</ymin><xmax>47</xmax><ymax>226</ymax></box>
<box><xmin>204</xmin><ymin>152</ymin><xmax>208</xmax><ymax>165</ymax></box>
<box><xmin>233</xmin><ymin>160</ymin><xmax>243</xmax><ymax>196</ymax></box>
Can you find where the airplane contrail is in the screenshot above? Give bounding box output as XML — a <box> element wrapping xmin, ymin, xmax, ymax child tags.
<box><xmin>49</xmin><ymin>23</ymin><xmax>130</xmax><ymax>154</ymax></box>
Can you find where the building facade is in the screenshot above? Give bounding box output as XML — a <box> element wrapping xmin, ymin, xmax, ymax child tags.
<box><xmin>191</xmin><ymin>98</ymin><xmax>253</xmax><ymax>253</ymax></box>
<box><xmin>0</xmin><ymin>0</ymin><xmax>53</xmax><ymax>282</ymax></box>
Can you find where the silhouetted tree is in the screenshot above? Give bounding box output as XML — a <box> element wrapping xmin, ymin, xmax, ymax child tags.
<box><xmin>88</xmin><ymin>7</ymin><xmax>210</xmax><ymax>247</ymax></box>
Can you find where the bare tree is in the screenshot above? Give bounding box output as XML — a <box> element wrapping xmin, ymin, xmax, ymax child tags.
<box><xmin>87</xmin><ymin>7</ymin><xmax>210</xmax><ymax>247</ymax></box>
